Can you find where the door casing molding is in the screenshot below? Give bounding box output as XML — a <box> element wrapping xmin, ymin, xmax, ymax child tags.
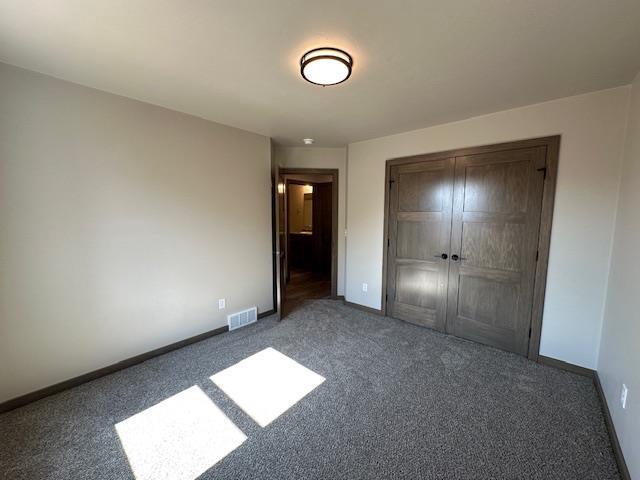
<box><xmin>381</xmin><ymin>135</ymin><xmax>560</xmax><ymax>361</ymax></box>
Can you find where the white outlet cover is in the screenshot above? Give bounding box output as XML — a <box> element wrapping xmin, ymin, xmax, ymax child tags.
<box><xmin>362</xmin><ymin>283</ymin><xmax>368</xmax><ymax>292</ymax></box>
<box><xmin>218</xmin><ymin>299</ymin><xmax>226</xmax><ymax>310</ymax></box>
<box><xmin>621</xmin><ymin>384</ymin><xmax>628</xmax><ymax>409</ymax></box>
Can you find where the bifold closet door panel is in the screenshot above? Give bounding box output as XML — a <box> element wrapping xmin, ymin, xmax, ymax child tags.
<box><xmin>445</xmin><ymin>146</ymin><xmax>547</xmax><ymax>355</ymax></box>
<box><xmin>386</xmin><ymin>158</ymin><xmax>454</xmax><ymax>330</ymax></box>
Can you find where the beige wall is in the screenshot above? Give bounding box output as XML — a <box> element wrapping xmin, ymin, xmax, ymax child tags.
<box><xmin>346</xmin><ymin>87</ymin><xmax>630</xmax><ymax>369</ymax></box>
<box><xmin>0</xmin><ymin>63</ymin><xmax>273</xmax><ymax>402</ymax></box>
<box><xmin>274</xmin><ymin>146</ymin><xmax>347</xmax><ymax>296</ymax></box>
<box><xmin>287</xmin><ymin>184</ymin><xmax>306</xmax><ymax>233</ymax></box>
<box><xmin>598</xmin><ymin>72</ymin><xmax>640</xmax><ymax>478</ymax></box>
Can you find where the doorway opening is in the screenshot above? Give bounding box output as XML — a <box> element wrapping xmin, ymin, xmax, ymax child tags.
<box><xmin>275</xmin><ymin>169</ymin><xmax>338</xmax><ymax>318</ymax></box>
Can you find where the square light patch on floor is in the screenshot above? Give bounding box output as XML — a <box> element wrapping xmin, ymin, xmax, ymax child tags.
<box><xmin>115</xmin><ymin>386</ymin><xmax>246</xmax><ymax>480</ymax></box>
<box><xmin>210</xmin><ymin>347</ymin><xmax>325</xmax><ymax>427</ymax></box>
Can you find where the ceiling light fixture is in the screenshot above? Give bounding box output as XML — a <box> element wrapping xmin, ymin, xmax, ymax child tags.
<box><xmin>303</xmin><ymin>138</ymin><xmax>315</xmax><ymax>145</ymax></box>
<box><xmin>300</xmin><ymin>47</ymin><xmax>353</xmax><ymax>86</ymax></box>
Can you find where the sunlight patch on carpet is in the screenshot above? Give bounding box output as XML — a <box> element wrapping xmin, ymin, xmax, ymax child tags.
<box><xmin>115</xmin><ymin>386</ymin><xmax>246</xmax><ymax>480</ymax></box>
<box><xmin>210</xmin><ymin>347</ymin><xmax>325</xmax><ymax>427</ymax></box>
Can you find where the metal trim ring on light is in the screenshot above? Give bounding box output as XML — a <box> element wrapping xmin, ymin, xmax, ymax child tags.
<box><xmin>300</xmin><ymin>47</ymin><xmax>353</xmax><ymax>86</ymax></box>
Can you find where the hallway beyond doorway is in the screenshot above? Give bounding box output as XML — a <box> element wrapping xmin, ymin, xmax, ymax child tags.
<box><xmin>275</xmin><ymin>168</ymin><xmax>338</xmax><ymax>319</ymax></box>
<box><xmin>282</xmin><ymin>268</ymin><xmax>331</xmax><ymax>316</ymax></box>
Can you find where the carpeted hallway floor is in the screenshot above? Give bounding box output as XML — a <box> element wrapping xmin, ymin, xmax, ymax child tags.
<box><xmin>0</xmin><ymin>300</ymin><xmax>620</xmax><ymax>480</ymax></box>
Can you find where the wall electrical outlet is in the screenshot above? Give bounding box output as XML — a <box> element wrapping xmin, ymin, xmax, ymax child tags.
<box><xmin>362</xmin><ymin>283</ymin><xmax>368</xmax><ymax>293</ymax></box>
<box><xmin>621</xmin><ymin>384</ymin><xmax>628</xmax><ymax>409</ymax></box>
<box><xmin>218</xmin><ymin>298</ymin><xmax>226</xmax><ymax>310</ymax></box>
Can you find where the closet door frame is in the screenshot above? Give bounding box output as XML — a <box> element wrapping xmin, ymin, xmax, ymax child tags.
<box><xmin>381</xmin><ymin>136</ymin><xmax>560</xmax><ymax>361</ymax></box>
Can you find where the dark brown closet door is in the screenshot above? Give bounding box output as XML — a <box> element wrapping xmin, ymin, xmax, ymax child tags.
<box><xmin>445</xmin><ymin>146</ymin><xmax>546</xmax><ymax>355</ymax></box>
<box><xmin>386</xmin><ymin>158</ymin><xmax>454</xmax><ymax>330</ymax></box>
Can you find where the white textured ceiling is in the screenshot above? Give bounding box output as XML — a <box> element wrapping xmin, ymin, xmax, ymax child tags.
<box><xmin>1</xmin><ymin>1</ymin><xmax>640</xmax><ymax>146</ymax></box>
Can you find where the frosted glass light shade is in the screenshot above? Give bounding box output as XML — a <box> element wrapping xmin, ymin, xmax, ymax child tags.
<box><xmin>300</xmin><ymin>48</ymin><xmax>352</xmax><ymax>86</ymax></box>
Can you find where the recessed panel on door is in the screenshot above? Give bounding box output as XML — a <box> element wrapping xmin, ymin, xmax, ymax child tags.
<box><xmin>386</xmin><ymin>159</ymin><xmax>454</xmax><ymax>330</ymax></box>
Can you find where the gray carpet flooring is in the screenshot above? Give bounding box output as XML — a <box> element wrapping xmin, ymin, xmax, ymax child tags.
<box><xmin>0</xmin><ymin>300</ymin><xmax>620</xmax><ymax>479</ymax></box>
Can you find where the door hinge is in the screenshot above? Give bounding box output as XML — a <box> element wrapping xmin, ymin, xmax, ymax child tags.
<box><xmin>529</xmin><ymin>327</ymin><xmax>532</xmax><ymax>338</ymax></box>
<box><xmin>536</xmin><ymin>250</ymin><xmax>539</xmax><ymax>261</ymax></box>
<box><xmin>389</xmin><ymin>178</ymin><xmax>395</xmax><ymax>189</ymax></box>
<box><xmin>387</xmin><ymin>238</ymin><xmax>390</xmax><ymax>248</ymax></box>
<box><xmin>385</xmin><ymin>293</ymin><xmax>388</xmax><ymax>302</ymax></box>
<box><xmin>537</xmin><ymin>166</ymin><xmax>547</xmax><ymax>179</ymax></box>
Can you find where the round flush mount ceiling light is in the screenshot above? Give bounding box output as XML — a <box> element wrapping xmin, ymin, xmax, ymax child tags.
<box><xmin>303</xmin><ymin>138</ymin><xmax>315</xmax><ymax>145</ymax></box>
<box><xmin>300</xmin><ymin>47</ymin><xmax>353</xmax><ymax>86</ymax></box>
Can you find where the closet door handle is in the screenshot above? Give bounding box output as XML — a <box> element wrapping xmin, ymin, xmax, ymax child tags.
<box><xmin>451</xmin><ymin>254</ymin><xmax>466</xmax><ymax>261</ymax></box>
<box><xmin>434</xmin><ymin>253</ymin><xmax>448</xmax><ymax>260</ymax></box>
